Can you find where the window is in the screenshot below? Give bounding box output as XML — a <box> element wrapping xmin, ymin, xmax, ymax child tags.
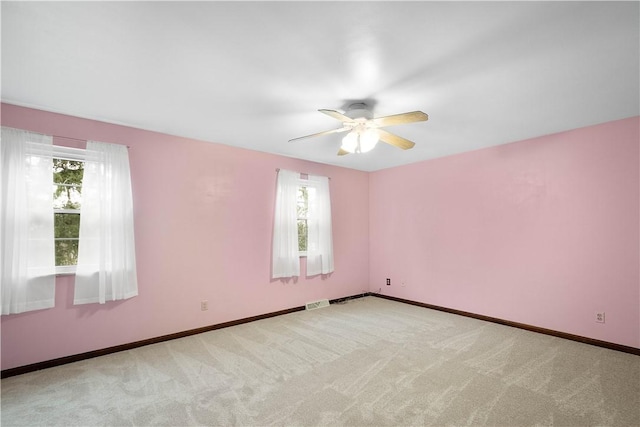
<box><xmin>272</xmin><ymin>169</ymin><xmax>334</xmax><ymax>279</ymax></box>
<box><xmin>297</xmin><ymin>184</ymin><xmax>310</xmax><ymax>253</ymax></box>
<box><xmin>297</xmin><ymin>182</ymin><xmax>321</xmax><ymax>254</ymax></box>
<box><xmin>53</xmin><ymin>158</ymin><xmax>84</xmax><ymax>270</ymax></box>
<box><xmin>49</xmin><ymin>145</ymin><xmax>88</xmax><ymax>274</ymax></box>
<box><xmin>2</xmin><ymin>128</ymin><xmax>138</xmax><ymax>312</ymax></box>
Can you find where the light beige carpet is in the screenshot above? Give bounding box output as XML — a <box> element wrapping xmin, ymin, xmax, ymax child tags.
<box><xmin>1</xmin><ymin>296</ymin><xmax>639</xmax><ymax>426</ymax></box>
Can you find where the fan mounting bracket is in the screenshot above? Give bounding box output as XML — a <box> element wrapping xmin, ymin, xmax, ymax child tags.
<box><xmin>344</xmin><ymin>103</ymin><xmax>373</xmax><ymax>121</ymax></box>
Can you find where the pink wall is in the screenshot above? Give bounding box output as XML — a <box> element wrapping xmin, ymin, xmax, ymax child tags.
<box><xmin>1</xmin><ymin>104</ymin><xmax>371</xmax><ymax>370</ymax></box>
<box><xmin>369</xmin><ymin>117</ymin><xmax>640</xmax><ymax>348</ymax></box>
<box><xmin>2</xmin><ymin>104</ymin><xmax>638</xmax><ymax>371</ymax></box>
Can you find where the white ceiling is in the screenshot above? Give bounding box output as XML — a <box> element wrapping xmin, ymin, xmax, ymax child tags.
<box><xmin>2</xmin><ymin>1</ymin><xmax>639</xmax><ymax>172</ymax></box>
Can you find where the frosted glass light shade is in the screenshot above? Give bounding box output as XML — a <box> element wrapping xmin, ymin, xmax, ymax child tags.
<box><xmin>341</xmin><ymin>129</ymin><xmax>379</xmax><ymax>153</ymax></box>
<box><xmin>341</xmin><ymin>131</ymin><xmax>358</xmax><ymax>153</ymax></box>
<box><xmin>359</xmin><ymin>129</ymin><xmax>379</xmax><ymax>153</ymax></box>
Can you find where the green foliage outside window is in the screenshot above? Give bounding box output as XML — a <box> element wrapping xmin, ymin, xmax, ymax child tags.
<box><xmin>53</xmin><ymin>159</ymin><xmax>83</xmax><ymax>209</ymax></box>
<box><xmin>53</xmin><ymin>159</ymin><xmax>84</xmax><ymax>266</ymax></box>
<box><xmin>297</xmin><ymin>186</ymin><xmax>308</xmax><ymax>252</ymax></box>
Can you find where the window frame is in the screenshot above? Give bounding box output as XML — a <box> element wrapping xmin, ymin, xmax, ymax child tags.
<box><xmin>297</xmin><ymin>177</ymin><xmax>321</xmax><ymax>257</ymax></box>
<box><xmin>297</xmin><ymin>181</ymin><xmax>308</xmax><ymax>257</ymax></box>
<box><xmin>49</xmin><ymin>145</ymin><xmax>88</xmax><ymax>275</ymax></box>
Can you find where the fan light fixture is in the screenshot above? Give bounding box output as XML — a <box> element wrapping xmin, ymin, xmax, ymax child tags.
<box><xmin>289</xmin><ymin>103</ymin><xmax>428</xmax><ymax>156</ymax></box>
<box><xmin>341</xmin><ymin>125</ymin><xmax>379</xmax><ymax>154</ymax></box>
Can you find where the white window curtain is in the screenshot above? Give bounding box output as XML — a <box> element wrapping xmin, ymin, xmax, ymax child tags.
<box><xmin>1</xmin><ymin>127</ymin><xmax>56</xmax><ymax>314</ymax></box>
<box><xmin>272</xmin><ymin>169</ymin><xmax>300</xmax><ymax>278</ymax></box>
<box><xmin>74</xmin><ymin>141</ymin><xmax>138</xmax><ymax>305</ymax></box>
<box><xmin>306</xmin><ymin>174</ymin><xmax>334</xmax><ymax>276</ymax></box>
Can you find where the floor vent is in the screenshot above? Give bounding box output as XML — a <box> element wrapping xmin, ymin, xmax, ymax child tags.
<box><xmin>305</xmin><ymin>299</ymin><xmax>330</xmax><ymax>311</ymax></box>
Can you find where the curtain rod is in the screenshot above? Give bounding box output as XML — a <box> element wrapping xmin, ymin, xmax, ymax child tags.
<box><xmin>2</xmin><ymin>126</ymin><xmax>130</xmax><ymax>148</ymax></box>
<box><xmin>53</xmin><ymin>135</ymin><xmax>86</xmax><ymax>142</ymax></box>
<box><xmin>275</xmin><ymin>168</ymin><xmax>331</xmax><ymax>179</ymax></box>
<box><xmin>53</xmin><ymin>135</ymin><xmax>130</xmax><ymax>149</ymax></box>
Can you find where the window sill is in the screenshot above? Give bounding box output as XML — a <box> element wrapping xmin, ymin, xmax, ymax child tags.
<box><xmin>55</xmin><ymin>265</ymin><xmax>77</xmax><ymax>276</ymax></box>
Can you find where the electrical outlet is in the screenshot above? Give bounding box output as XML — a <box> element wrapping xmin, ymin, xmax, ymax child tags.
<box><xmin>201</xmin><ymin>300</ymin><xmax>209</xmax><ymax>311</ymax></box>
<box><xmin>401</xmin><ymin>281</ymin><xmax>406</xmax><ymax>287</ymax></box>
<box><xmin>595</xmin><ymin>312</ymin><xmax>605</xmax><ymax>323</ymax></box>
<box><xmin>386</xmin><ymin>278</ymin><xmax>391</xmax><ymax>286</ymax></box>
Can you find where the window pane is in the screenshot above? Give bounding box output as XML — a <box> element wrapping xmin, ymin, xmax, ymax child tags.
<box><xmin>53</xmin><ymin>159</ymin><xmax>84</xmax><ymax>209</ymax></box>
<box><xmin>53</xmin><ymin>184</ymin><xmax>82</xmax><ymax>209</ymax></box>
<box><xmin>55</xmin><ymin>239</ymin><xmax>79</xmax><ymax>266</ymax></box>
<box><xmin>297</xmin><ymin>186</ymin><xmax>308</xmax><ymax>218</ymax></box>
<box><xmin>53</xmin><ymin>159</ymin><xmax>83</xmax><ymax>267</ymax></box>
<box><xmin>53</xmin><ymin>159</ymin><xmax>84</xmax><ymax>184</ymax></box>
<box><xmin>54</xmin><ymin>213</ymin><xmax>80</xmax><ymax>238</ymax></box>
<box><xmin>298</xmin><ymin>219</ymin><xmax>308</xmax><ymax>251</ymax></box>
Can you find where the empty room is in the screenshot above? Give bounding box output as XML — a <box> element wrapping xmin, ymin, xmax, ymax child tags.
<box><xmin>1</xmin><ymin>1</ymin><xmax>639</xmax><ymax>426</ymax></box>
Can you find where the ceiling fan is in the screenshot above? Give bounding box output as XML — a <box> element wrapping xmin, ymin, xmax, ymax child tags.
<box><xmin>289</xmin><ymin>103</ymin><xmax>428</xmax><ymax>156</ymax></box>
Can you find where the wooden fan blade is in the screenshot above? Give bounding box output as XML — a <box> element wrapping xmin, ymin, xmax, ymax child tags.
<box><xmin>337</xmin><ymin>148</ymin><xmax>350</xmax><ymax>156</ymax></box>
<box><xmin>288</xmin><ymin>127</ymin><xmax>349</xmax><ymax>143</ymax></box>
<box><xmin>319</xmin><ymin>109</ymin><xmax>354</xmax><ymax>123</ymax></box>
<box><xmin>377</xmin><ymin>128</ymin><xmax>416</xmax><ymax>150</ymax></box>
<box><xmin>371</xmin><ymin>111</ymin><xmax>428</xmax><ymax>128</ymax></box>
